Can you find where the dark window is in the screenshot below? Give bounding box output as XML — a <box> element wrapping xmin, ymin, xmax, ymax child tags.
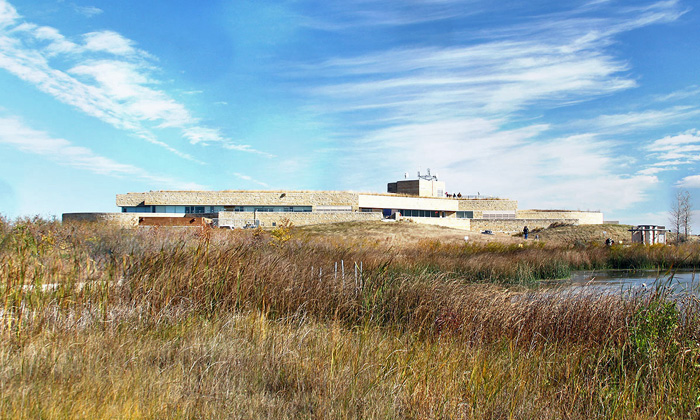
<box><xmin>457</xmin><ymin>211</ymin><xmax>473</xmax><ymax>219</ymax></box>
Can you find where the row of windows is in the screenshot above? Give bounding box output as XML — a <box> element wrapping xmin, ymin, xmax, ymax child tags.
<box><xmin>123</xmin><ymin>206</ymin><xmax>220</xmax><ymax>213</ymax></box>
<box><xmin>231</xmin><ymin>206</ymin><xmax>312</xmax><ymax>213</ymax></box>
<box><xmin>185</xmin><ymin>206</ymin><xmax>221</xmax><ymax>214</ymax></box>
<box><xmin>399</xmin><ymin>209</ymin><xmax>444</xmax><ymax>218</ymax></box>
<box><xmin>398</xmin><ymin>210</ymin><xmax>473</xmax><ymax>219</ymax></box>
<box><xmin>122</xmin><ymin>206</ymin><xmax>154</xmax><ymax>213</ymax></box>
<box><xmin>122</xmin><ymin>205</ymin><xmax>313</xmax><ymax>214</ymax></box>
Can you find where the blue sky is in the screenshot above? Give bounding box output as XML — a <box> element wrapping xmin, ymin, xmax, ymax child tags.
<box><xmin>1</xmin><ymin>0</ymin><xmax>699</xmax><ymax>230</ymax></box>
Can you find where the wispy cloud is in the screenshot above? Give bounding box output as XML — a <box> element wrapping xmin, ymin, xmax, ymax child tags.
<box><xmin>224</xmin><ymin>143</ymin><xmax>276</xmax><ymax>158</ymax></box>
<box><xmin>570</xmin><ymin>107</ymin><xmax>700</xmax><ymax>134</ymax></box>
<box><xmin>646</xmin><ymin>130</ymin><xmax>700</xmax><ymax>162</ymax></box>
<box><xmin>654</xmin><ymin>85</ymin><xmax>700</xmax><ymax>102</ymax></box>
<box><xmin>82</xmin><ymin>31</ymin><xmax>140</xmax><ymax>56</ymax></box>
<box><xmin>298</xmin><ymin>1</ymin><xmax>685</xmax><ymax>130</ymax></box>
<box><xmin>73</xmin><ymin>5</ymin><xmax>103</xmax><ymax>18</ymax></box>
<box><xmin>0</xmin><ymin>115</ymin><xmax>205</xmax><ymax>189</ymax></box>
<box><xmin>0</xmin><ymin>0</ymin><xmax>17</xmax><ymax>28</ymax></box>
<box><xmin>0</xmin><ymin>0</ymin><xmax>270</xmax><ymax>158</ymax></box>
<box><xmin>233</xmin><ymin>172</ymin><xmax>270</xmax><ymax>188</ymax></box>
<box><xmin>300</xmin><ymin>0</ymin><xmax>480</xmax><ymax>30</ymax></box>
<box><xmin>677</xmin><ymin>174</ymin><xmax>700</xmax><ymax>188</ymax></box>
<box><xmin>293</xmin><ymin>1</ymin><xmax>679</xmax><ymax>212</ymax></box>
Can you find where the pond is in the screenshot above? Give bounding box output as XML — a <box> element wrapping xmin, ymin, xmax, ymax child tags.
<box><xmin>558</xmin><ymin>269</ymin><xmax>700</xmax><ymax>295</ymax></box>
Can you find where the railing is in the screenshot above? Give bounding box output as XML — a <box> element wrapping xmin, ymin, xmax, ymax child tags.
<box><xmin>314</xmin><ymin>206</ymin><xmax>352</xmax><ymax>212</ymax></box>
<box><xmin>481</xmin><ymin>213</ymin><xmax>517</xmax><ymax>219</ymax></box>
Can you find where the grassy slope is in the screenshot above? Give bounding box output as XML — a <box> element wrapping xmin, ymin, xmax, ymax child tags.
<box><xmin>297</xmin><ymin>220</ymin><xmax>634</xmax><ymax>247</ymax></box>
<box><xmin>297</xmin><ymin>220</ymin><xmax>522</xmax><ymax>246</ymax></box>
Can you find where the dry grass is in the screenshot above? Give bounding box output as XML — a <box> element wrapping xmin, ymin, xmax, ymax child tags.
<box><xmin>297</xmin><ymin>220</ymin><xmax>642</xmax><ymax>248</ymax></box>
<box><xmin>296</xmin><ymin>220</ymin><xmax>519</xmax><ymax>246</ymax></box>
<box><xmin>2</xmin><ymin>216</ymin><xmax>700</xmax><ymax>418</ymax></box>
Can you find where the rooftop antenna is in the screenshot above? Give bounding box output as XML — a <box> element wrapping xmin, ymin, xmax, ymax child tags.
<box><xmin>417</xmin><ymin>167</ymin><xmax>438</xmax><ymax>181</ymax></box>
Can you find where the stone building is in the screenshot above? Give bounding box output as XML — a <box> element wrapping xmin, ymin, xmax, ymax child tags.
<box><xmin>63</xmin><ymin>175</ymin><xmax>604</xmax><ymax>232</ymax></box>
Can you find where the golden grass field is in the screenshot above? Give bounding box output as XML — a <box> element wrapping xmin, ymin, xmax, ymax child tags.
<box><xmin>2</xmin><ymin>216</ymin><xmax>700</xmax><ymax>419</ymax></box>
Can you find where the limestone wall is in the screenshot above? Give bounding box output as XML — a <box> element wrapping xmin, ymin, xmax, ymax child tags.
<box><xmin>516</xmin><ymin>210</ymin><xmax>603</xmax><ymax>225</ymax></box>
<box><xmin>457</xmin><ymin>199</ymin><xmax>518</xmax><ymax>212</ymax></box>
<box><xmin>470</xmin><ymin>218</ymin><xmax>579</xmax><ymax>233</ymax></box>
<box><xmin>117</xmin><ymin>190</ymin><xmax>360</xmax><ymax>208</ymax></box>
<box><xmin>62</xmin><ymin>213</ymin><xmax>140</xmax><ymax>228</ymax></box>
<box><xmin>218</xmin><ymin>211</ymin><xmax>382</xmax><ymax>227</ymax></box>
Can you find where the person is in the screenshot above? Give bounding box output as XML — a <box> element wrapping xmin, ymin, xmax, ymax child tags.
<box><xmin>605</xmin><ymin>238</ymin><xmax>612</xmax><ymax>246</ymax></box>
<box><xmin>523</xmin><ymin>226</ymin><xmax>529</xmax><ymax>240</ymax></box>
<box><xmin>457</xmin><ymin>192</ymin><xmax>462</xmax><ymax>198</ymax></box>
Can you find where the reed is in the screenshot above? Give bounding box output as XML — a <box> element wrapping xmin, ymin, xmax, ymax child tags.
<box><xmin>1</xmin><ymin>217</ymin><xmax>700</xmax><ymax>418</ymax></box>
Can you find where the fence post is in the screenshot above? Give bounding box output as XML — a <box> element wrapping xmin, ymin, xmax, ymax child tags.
<box><xmin>360</xmin><ymin>261</ymin><xmax>363</xmax><ymax>291</ymax></box>
<box><xmin>354</xmin><ymin>262</ymin><xmax>358</xmax><ymax>292</ymax></box>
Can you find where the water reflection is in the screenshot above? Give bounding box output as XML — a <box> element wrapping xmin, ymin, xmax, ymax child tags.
<box><xmin>560</xmin><ymin>269</ymin><xmax>700</xmax><ymax>295</ymax></box>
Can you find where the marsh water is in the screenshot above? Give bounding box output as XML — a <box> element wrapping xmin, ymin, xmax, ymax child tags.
<box><xmin>552</xmin><ymin>269</ymin><xmax>700</xmax><ymax>295</ymax></box>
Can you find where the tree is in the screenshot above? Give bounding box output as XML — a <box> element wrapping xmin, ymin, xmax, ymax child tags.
<box><xmin>682</xmin><ymin>191</ymin><xmax>693</xmax><ymax>239</ymax></box>
<box><xmin>670</xmin><ymin>190</ymin><xmax>692</xmax><ymax>243</ymax></box>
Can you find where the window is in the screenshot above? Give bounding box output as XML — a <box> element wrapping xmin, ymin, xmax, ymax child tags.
<box><xmin>123</xmin><ymin>206</ymin><xmax>153</xmax><ymax>213</ymax></box>
<box><xmin>456</xmin><ymin>211</ymin><xmax>473</xmax><ymax>219</ymax></box>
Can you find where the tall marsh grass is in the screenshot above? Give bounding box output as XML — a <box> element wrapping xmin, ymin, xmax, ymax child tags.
<box><xmin>2</xmin><ymin>217</ymin><xmax>700</xmax><ymax>418</ymax></box>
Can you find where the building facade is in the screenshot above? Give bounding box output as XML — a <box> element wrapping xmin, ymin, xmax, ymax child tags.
<box><xmin>63</xmin><ymin>176</ymin><xmax>604</xmax><ymax>232</ymax></box>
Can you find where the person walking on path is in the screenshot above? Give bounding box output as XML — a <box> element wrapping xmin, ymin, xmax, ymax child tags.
<box><xmin>523</xmin><ymin>226</ymin><xmax>529</xmax><ymax>240</ymax></box>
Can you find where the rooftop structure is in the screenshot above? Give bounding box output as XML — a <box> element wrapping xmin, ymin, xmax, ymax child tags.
<box><xmin>387</xmin><ymin>169</ymin><xmax>445</xmax><ymax>197</ymax></box>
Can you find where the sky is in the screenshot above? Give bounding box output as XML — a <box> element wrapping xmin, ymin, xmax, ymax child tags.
<box><xmin>1</xmin><ymin>0</ymin><xmax>699</xmax><ymax>230</ymax></box>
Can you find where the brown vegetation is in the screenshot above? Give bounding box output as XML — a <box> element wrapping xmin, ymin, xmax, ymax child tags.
<box><xmin>2</xmin><ymin>216</ymin><xmax>700</xmax><ymax>418</ymax></box>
